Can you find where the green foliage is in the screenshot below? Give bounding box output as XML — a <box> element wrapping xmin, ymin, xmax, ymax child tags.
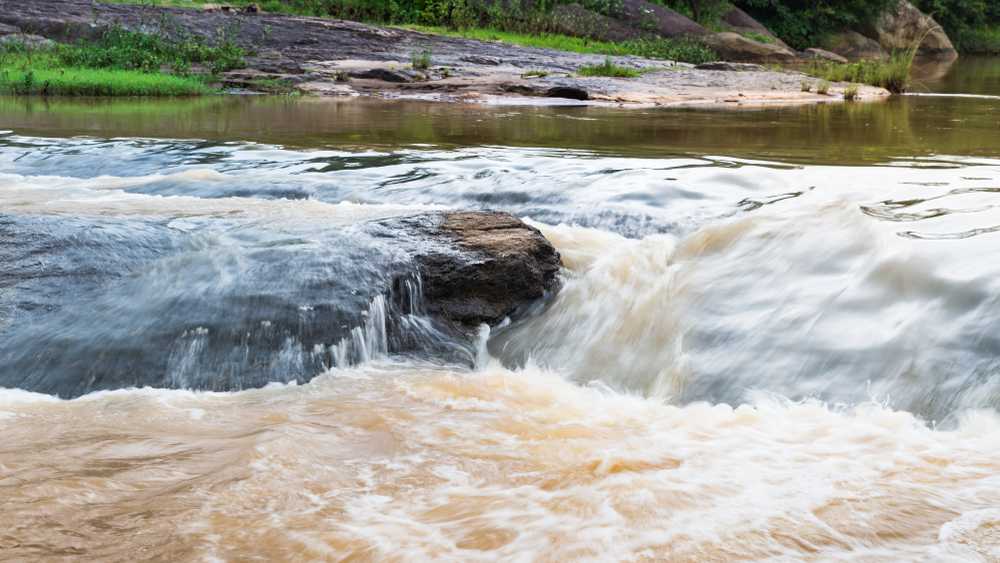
<box><xmin>619</xmin><ymin>37</ymin><xmax>717</xmax><ymax>63</ymax></box>
<box><xmin>957</xmin><ymin>25</ymin><xmax>1000</xmax><ymax>53</ymax></box>
<box><xmin>522</xmin><ymin>69</ymin><xmax>550</xmax><ymax>77</ymax></box>
<box><xmin>55</xmin><ymin>24</ymin><xmax>246</xmax><ymax>74</ymax></box>
<box><xmin>734</xmin><ymin>0</ymin><xmax>896</xmax><ymax>50</ymax></box>
<box><xmin>842</xmin><ymin>83</ymin><xmax>859</xmax><ymax>100</ymax></box>
<box><xmin>659</xmin><ymin>0</ymin><xmax>731</xmax><ymax>26</ymax></box>
<box><xmin>578</xmin><ymin>56</ymin><xmax>642</xmax><ymax>77</ymax></box>
<box><xmin>0</xmin><ymin>54</ymin><xmax>212</xmax><ymax>96</ymax></box>
<box><xmin>816</xmin><ymin>79</ymin><xmax>830</xmax><ymax>94</ymax></box>
<box><xmin>405</xmin><ymin>25</ymin><xmax>717</xmax><ymax>63</ymax></box>
<box><xmin>741</xmin><ymin>31</ymin><xmax>774</xmax><ymax>44</ymax></box>
<box><xmin>0</xmin><ymin>31</ymin><xmax>220</xmax><ymax>96</ymax></box>
<box><xmin>912</xmin><ymin>0</ymin><xmax>1000</xmax><ymax>51</ymax></box>
<box><xmin>805</xmin><ymin>49</ymin><xmax>916</xmax><ymax>93</ymax></box>
<box><xmin>411</xmin><ymin>49</ymin><xmax>432</xmax><ymax>69</ymax></box>
<box><xmin>800</xmin><ymin>79</ymin><xmax>812</xmax><ymax>91</ymax></box>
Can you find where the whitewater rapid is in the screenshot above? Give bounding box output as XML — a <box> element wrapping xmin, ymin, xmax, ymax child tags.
<box><xmin>1</xmin><ymin>132</ymin><xmax>999</xmax><ymax>560</ymax></box>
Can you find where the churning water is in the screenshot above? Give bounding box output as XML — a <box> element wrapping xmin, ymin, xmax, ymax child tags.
<box><xmin>1</xmin><ymin>85</ymin><xmax>999</xmax><ymax>560</ymax></box>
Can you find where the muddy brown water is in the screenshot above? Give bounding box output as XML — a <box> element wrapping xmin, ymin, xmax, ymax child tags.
<box><xmin>1</xmin><ymin>57</ymin><xmax>999</xmax><ymax>561</ymax></box>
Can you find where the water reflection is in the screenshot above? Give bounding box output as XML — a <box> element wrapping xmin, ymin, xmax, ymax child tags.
<box><xmin>1</xmin><ymin>92</ymin><xmax>999</xmax><ymax>165</ymax></box>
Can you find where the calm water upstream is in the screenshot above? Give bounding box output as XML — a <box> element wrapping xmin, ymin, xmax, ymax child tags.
<box><xmin>1</xmin><ymin>58</ymin><xmax>1000</xmax><ymax>561</ymax></box>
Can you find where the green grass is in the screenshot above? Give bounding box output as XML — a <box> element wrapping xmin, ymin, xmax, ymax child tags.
<box><xmin>843</xmin><ymin>83</ymin><xmax>859</xmax><ymax>101</ymax></box>
<box><xmin>741</xmin><ymin>31</ymin><xmax>774</xmax><ymax>44</ymax></box>
<box><xmin>411</xmin><ymin>49</ymin><xmax>431</xmax><ymax>70</ymax></box>
<box><xmin>0</xmin><ymin>63</ymin><xmax>213</xmax><ymax>96</ymax></box>
<box><xmin>403</xmin><ymin>26</ymin><xmax>716</xmax><ymax>64</ymax></box>
<box><xmin>0</xmin><ymin>23</ymin><xmax>249</xmax><ymax>97</ymax></box>
<box><xmin>805</xmin><ymin>49</ymin><xmax>915</xmax><ymax>93</ymax></box>
<box><xmin>578</xmin><ymin>57</ymin><xmax>641</xmax><ymax>77</ymax></box>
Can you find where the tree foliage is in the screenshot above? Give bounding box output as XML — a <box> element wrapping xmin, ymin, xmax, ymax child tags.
<box><xmin>733</xmin><ymin>0</ymin><xmax>896</xmax><ymax>50</ymax></box>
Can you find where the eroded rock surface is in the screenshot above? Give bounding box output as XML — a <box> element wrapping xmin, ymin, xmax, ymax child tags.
<box><xmin>0</xmin><ymin>0</ymin><xmax>890</xmax><ymax>107</ymax></box>
<box><xmin>402</xmin><ymin>212</ymin><xmax>562</xmax><ymax>327</ymax></box>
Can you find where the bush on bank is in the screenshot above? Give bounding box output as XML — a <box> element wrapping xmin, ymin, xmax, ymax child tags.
<box><xmin>0</xmin><ymin>24</ymin><xmax>248</xmax><ymax>96</ymax></box>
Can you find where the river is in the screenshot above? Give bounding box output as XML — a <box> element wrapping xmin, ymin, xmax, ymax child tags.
<box><xmin>1</xmin><ymin>58</ymin><xmax>999</xmax><ymax>561</ymax></box>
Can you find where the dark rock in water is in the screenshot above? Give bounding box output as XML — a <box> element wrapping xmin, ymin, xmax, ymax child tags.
<box><xmin>349</xmin><ymin>68</ymin><xmax>415</xmax><ymax>83</ymax></box>
<box><xmin>546</xmin><ymin>86</ymin><xmax>589</xmax><ymax>100</ymax></box>
<box><xmin>0</xmin><ymin>211</ymin><xmax>560</xmax><ymax>397</ymax></box>
<box><xmin>694</xmin><ymin>61</ymin><xmax>765</xmax><ymax>72</ymax></box>
<box><xmin>406</xmin><ymin>212</ymin><xmax>562</xmax><ymax>327</ymax></box>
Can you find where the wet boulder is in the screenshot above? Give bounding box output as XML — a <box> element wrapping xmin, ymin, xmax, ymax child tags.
<box><xmin>400</xmin><ymin>211</ymin><xmax>562</xmax><ymax>327</ymax></box>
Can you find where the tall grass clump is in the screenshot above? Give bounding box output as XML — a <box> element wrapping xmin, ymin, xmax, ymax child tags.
<box><xmin>578</xmin><ymin>56</ymin><xmax>641</xmax><ymax>77</ymax></box>
<box><xmin>806</xmin><ymin>48</ymin><xmax>916</xmax><ymax>93</ymax></box>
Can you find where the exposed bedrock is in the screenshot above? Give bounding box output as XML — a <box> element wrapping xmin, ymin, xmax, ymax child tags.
<box><xmin>0</xmin><ymin>211</ymin><xmax>561</xmax><ymax>397</ymax></box>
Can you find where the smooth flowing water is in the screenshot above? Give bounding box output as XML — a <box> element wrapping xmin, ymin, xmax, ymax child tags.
<box><xmin>2</xmin><ymin>58</ymin><xmax>1000</xmax><ymax>561</ymax></box>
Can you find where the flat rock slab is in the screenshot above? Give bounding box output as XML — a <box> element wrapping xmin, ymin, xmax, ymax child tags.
<box><xmin>0</xmin><ymin>0</ymin><xmax>891</xmax><ymax>107</ymax></box>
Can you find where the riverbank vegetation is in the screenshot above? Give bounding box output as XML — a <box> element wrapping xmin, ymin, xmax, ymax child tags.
<box><xmin>0</xmin><ymin>24</ymin><xmax>246</xmax><ymax>96</ymax></box>
<box><xmin>805</xmin><ymin>49</ymin><xmax>916</xmax><ymax>93</ymax></box>
<box><xmin>404</xmin><ymin>26</ymin><xmax>716</xmax><ymax>63</ymax></box>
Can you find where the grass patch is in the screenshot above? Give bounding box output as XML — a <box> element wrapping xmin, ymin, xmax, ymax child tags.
<box><xmin>0</xmin><ymin>23</ymin><xmax>246</xmax><ymax>96</ymax></box>
<box><xmin>0</xmin><ymin>63</ymin><xmax>213</xmax><ymax>96</ymax></box>
<box><xmin>805</xmin><ymin>49</ymin><xmax>915</xmax><ymax>93</ymax></box>
<box><xmin>800</xmin><ymin>80</ymin><xmax>812</xmax><ymax>92</ymax></box>
<box><xmin>411</xmin><ymin>49</ymin><xmax>432</xmax><ymax>70</ymax></box>
<box><xmin>578</xmin><ymin>57</ymin><xmax>641</xmax><ymax>78</ymax></box>
<box><xmin>521</xmin><ymin>69</ymin><xmax>549</xmax><ymax>78</ymax></box>
<box><xmin>741</xmin><ymin>31</ymin><xmax>774</xmax><ymax>44</ymax></box>
<box><xmin>816</xmin><ymin>80</ymin><xmax>830</xmax><ymax>95</ymax></box>
<box><xmin>0</xmin><ymin>48</ymin><xmax>214</xmax><ymax>96</ymax></box>
<box><xmin>843</xmin><ymin>83</ymin><xmax>859</xmax><ymax>101</ymax></box>
<box><xmin>57</xmin><ymin>24</ymin><xmax>246</xmax><ymax>74</ymax></box>
<box><xmin>402</xmin><ymin>26</ymin><xmax>716</xmax><ymax>64</ymax></box>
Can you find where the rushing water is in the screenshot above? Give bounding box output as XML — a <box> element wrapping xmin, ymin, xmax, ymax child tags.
<box><xmin>2</xmin><ymin>59</ymin><xmax>1000</xmax><ymax>561</ymax></box>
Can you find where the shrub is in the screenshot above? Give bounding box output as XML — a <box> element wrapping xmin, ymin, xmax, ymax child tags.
<box><xmin>843</xmin><ymin>83</ymin><xmax>859</xmax><ymax>100</ymax></box>
<box><xmin>806</xmin><ymin>48</ymin><xmax>916</xmax><ymax>93</ymax></box>
<box><xmin>735</xmin><ymin>0</ymin><xmax>897</xmax><ymax>50</ymax></box>
<box><xmin>411</xmin><ymin>49</ymin><xmax>432</xmax><ymax>69</ymax></box>
<box><xmin>578</xmin><ymin>56</ymin><xmax>641</xmax><ymax>77</ymax></box>
<box><xmin>816</xmin><ymin>80</ymin><xmax>830</xmax><ymax>94</ymax></box>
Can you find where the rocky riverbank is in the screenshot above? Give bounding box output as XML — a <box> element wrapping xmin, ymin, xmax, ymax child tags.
<box><xmin>0</xmin><ymin>0</ymin><xmax>892</xmax><ymax>107</ymax></box>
